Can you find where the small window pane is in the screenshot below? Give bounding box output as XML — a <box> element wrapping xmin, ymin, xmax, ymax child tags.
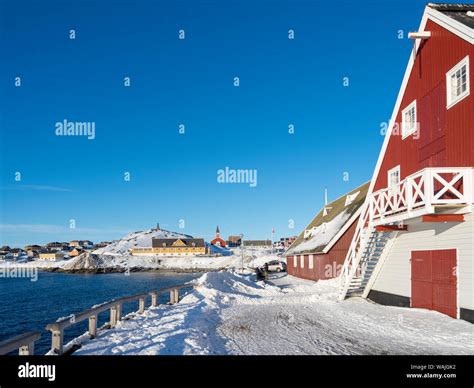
<box><xmin>447</xmin><ymin>58</ymin><xmax>469</xmax><ymax>107</ymax></box>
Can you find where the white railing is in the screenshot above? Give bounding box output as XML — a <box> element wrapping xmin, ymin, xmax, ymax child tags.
<box><xmin>339</xmin><ymin>167</ymin><xmax>473</xmax><ymax>300</ymax></box>
<box><xmin>338</xmin><ymin>200</ymin><xmax>371</xmax><ymax>298</ymax></box>
<box><xmin>369</xmin><ymin>167</ymin><xmax>473</xmax><ymax>225</ymax></box>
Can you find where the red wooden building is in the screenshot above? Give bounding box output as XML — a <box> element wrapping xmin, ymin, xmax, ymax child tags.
<box><xmin>286</xmin><ymin>182</ymin><xmax>369</xmax><ymax>281</ymax></box>
<box><xmin>339</xmin><ymin>3</ymin><xmax>474</xmax><ymax>323</ymax></box>
<box><xmin>210</xmin><ymin>226</ymin><xmax>226</xmax><ymax>247</ymax></box>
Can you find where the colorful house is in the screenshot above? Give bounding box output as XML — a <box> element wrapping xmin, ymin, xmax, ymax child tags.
<box><xmin>69</xmin><ymin>248</ymin><xmax>84</xmax><ymax>257</ymax></box>
<box><xmin>69</xmin><ymin>240</ymin><xmax>93</xmax><ymax>248</ymax></box>
<box><xmin>38</xmin><ymin>249</ymin><xmax>65</xmax><ymax>261</ymax></box>
<box><xmin>339</xmin><ymin>3</ymin><xmax>474</xmax><ymax>322</ymax></box>
<box><xmin>210</xmin><ymin>226</ymin><xmax>226</xmax><ymax>247</ymax></box>
<box><xmin>286</xmin><ymin>182</ymin><xmax>370</xmax><ymax>281</ymax></box>
<box><xmin>130</xmin><ymin>238</ymin><xmax>206</xmax><ymax>256</ymax></box>
<box><xmin>227</xmin><ymin>235</ymin><xmax>242</xmax><ymax>247</ymax></box>
<box><xmin>46</xmin><ymin>242</ymin><xmax>68</xmax><ymax>250</ymax></box>
<box><xmin>244</xmin><ymin>240</ymin><xmax>273</xmax><ymax>248</ymax></box>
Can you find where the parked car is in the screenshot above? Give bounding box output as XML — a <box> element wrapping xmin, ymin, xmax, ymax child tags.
<box><xmin>266</xmin><ymin>260</ymin><xmax>287</xmax><ymax>272</ymax></box>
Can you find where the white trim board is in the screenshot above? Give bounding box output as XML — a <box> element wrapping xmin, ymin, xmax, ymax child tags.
<box><xmin>425</xmin><ymin>7</ymin><xmax>474</xmax><ymax>44</ymax></box>
<box><xmin>363</xmin><ymin>5</ymin><xmax>473</xmax><ymax>210</ymax></box>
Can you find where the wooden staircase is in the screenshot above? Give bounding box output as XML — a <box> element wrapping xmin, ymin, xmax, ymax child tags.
<box><xmin>344</xmin><ymin>229</ymin><xmax>395</xmax><ymax>298</ymax></box>
<box><xmin>338</xmin><ymin>202</ymin><xmax>397</xmax><ymax>301</ymax></box>
<box><xmin>339</xmin><ymin>167</ymin><xmax>473</xmax><ymax>301</ymax></box>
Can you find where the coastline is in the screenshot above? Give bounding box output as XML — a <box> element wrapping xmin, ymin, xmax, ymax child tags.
<box><xmin>43</xmin><ymin>266</ymin><xmax>228</xmax><ymax>274</ymax></box>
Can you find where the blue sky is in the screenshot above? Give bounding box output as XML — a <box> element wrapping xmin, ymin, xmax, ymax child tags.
<box><xmin>0</xmin><ymin>0</ymin><xmax>431</xmax><ymax>246</ymax></box>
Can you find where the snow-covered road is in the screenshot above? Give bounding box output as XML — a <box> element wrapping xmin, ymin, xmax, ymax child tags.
<box><xmin>74</xmin><ymin>272</ymin><xmax>473</xmax><ymax>355</ymax></box>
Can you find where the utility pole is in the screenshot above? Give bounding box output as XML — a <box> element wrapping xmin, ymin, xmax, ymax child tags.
<box><xmin>240</xmin><ymin>233</ymin><xmax>244</xmax><ymax>273</ymax></box>
<box><xmin>271</xmin><ymin>228</ymin><xmax>275</xmax><ymax>256</ymax></box>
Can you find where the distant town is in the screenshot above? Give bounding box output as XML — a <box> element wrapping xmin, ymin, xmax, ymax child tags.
<box><xmin>0</xmin><ymin>224</ymin><xmax>297</xmax><ymax>263</ymax></box>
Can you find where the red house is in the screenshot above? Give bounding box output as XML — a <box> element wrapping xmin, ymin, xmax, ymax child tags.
<box><xmin>339</xmin><ymin>3</ymin><xmax>474</xmax><ymax>323</ymax></box>
<box><xmin>210</xmin><ymin>226</ymin><xmax>226</xmax><ymax>247</ymax></box>
<box><xmin>286</xmin><ymin>182</ymin><xmax>369</xmax><ymax>281</ymax></box>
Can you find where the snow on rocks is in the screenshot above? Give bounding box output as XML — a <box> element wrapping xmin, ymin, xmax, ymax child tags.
<box><xmin>62</xmin><ymin>252</ymin><xmax>107</xmax><ymax>271</ymax></box>
<box><xmin>74</xmin><ymin>271</ymin><xmax>474</xmax><ymax>355</ymax></box>
<box><xmin>65</xmin><ymin>245</ymin><xmax>277</xmax><ymax>272</ymax></box>
<box><xmin>93</xmin><ymin>228</ymin><xmax>191</xmax><ymax>256</ymax></box>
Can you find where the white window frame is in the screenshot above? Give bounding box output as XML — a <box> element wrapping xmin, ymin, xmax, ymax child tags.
<box><xmin>293</xmin><ymin>255</ymin><xmax>297</xmax><ymax>267</ymax></box>
<box><xmin>300</xmin><ymin>255</ymin><xmax>304</xmax><ymax>269</ymax></box>
<box><xmin>308</xmin><ymin>254</ymin><xmax>314</xmax><ymax>270</ymax></box>
<box><xmin>446</xmin><ymin>56</ymin><xmax>470</xmax><ymax>109</ymax></box>
<box><xmin>401</xmin><ymin>100</ymin><xmax>417</xmax><ymax>139</ymax></box>
<box><xmin>387</xmin><ymin>165</ymin><xmax>401</xmax><ymax>191</ymax></box>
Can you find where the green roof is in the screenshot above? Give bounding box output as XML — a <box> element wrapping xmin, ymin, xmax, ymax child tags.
<box><xmin>286</xmin><ymin>181</ymin><xmax>370</xmax><ymax>255</ymax></box>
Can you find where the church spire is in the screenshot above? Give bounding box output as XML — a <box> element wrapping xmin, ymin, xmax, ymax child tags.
<box><xmin>216</xmin><ymin>225</ymin><xmax>220</xmax><ymax>236</ymax></box>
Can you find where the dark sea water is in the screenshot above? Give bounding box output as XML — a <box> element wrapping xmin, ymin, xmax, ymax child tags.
<box><xmin>0</xmin><ymin>271</ymin><xmax>201</xmax><ymax>355</ymax></box>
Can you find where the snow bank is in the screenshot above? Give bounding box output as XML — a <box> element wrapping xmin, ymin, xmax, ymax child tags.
<box><xmin>74</xmin><ymin>272</ymin><xmax>474</xmax><ymax>355</ymax></box>
<box><xmin>62</xmin><ymin>252</ymin><xmax>107</xmax><ymax>271</ymax></box>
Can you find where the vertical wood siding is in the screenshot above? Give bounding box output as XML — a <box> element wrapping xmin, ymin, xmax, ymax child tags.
<box><xmin>286</xmin><ymin>219</ymin><xmax>358</xmax><ymax>281</ymax></box>
<box><xmin>374</xmin><ymin>20</ymin><xmax>474</xmax><ymax>191</ymax></box>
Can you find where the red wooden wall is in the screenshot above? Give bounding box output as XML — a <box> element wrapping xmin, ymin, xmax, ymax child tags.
<box><xmin>286</xmin><ymin>219</ymin><xmax>358</xmax><ymax>281</ymax></box>
<box><xmin>374</xmin><ymin>20</ymin><xmax>474</xmax><ymax>192</ymax></box>
<box><xmin>211</xmin><ymin>237</ymin><xmax>226</xmax><ymax>247</ymax></box>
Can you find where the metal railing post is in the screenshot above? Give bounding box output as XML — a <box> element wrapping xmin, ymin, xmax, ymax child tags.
<box><xmin>139</xmin><ymin>297</ymin><xmax>145</xmax><ymax>314</ymax></box>
<box><xmin>51</xmin><ymin>329</ymin><xmax>64</xmax><ymax>355</ymax></box>
<box><xmin>110</xmin><ymin>306</ymin><xmax>118</xmax><ymax>327</ymax></box>
<box><xmin>169</xmin><ymin>289</ymin><xmax>176</xmax><ymax>304</ymax></box>
<box><xmin>174</xmin><ymin>288</ymin><xmax>180</xmax><ymax>303</ymax></box>
<box><xmin>117</xmin><ymin>303</ymin><xmax>122</xmax><ymax>321</ymax></box>
<box><xmin>151</xmin><ymin>291</ymin><xmax>158</xmax><ymax>307</ymax></box>
<box><xmin>89</xmin><ymin>315</ymin><xmax>97</xmax><ymax>338</ymax></box>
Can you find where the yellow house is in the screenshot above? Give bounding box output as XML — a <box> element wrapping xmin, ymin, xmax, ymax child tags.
<box><xmin>38</xmin><ymin>250</ymin><xmax>65</xmax><ymax>261</ymax></box>
<box><xmin>130</xmin><ymin>238</ymin><xmax>206</xmax><ymax>256</ymax></box>
<box><xmin>69</xmin><ymin>248</ymin><xmax>84</xmax><ymax>257</ymax></box>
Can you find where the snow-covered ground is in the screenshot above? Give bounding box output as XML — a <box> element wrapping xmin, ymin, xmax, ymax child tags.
<box><xmin>0</xmin><ymin>258</ymin><xmax>71</xmax><ymax>269</ymax></box>
<box><xmin>80</xmin><ymin>246</ymin><xmax>278</xmax><ymax>271</ymax></box>
<box><xmin>68</xmin><ymin>248</ymin><xmax>270</xmax><ymax>271</ymax></box>
<box><xmin>73</xmin><ymin>271</ymin><xmax>473</xmax><ymax>355</ymax></box>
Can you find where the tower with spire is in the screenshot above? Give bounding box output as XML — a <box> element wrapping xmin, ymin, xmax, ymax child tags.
<box><xmin>211</xmin><ymin>225</ymin><xmax>226</xmax><ymax>248</ymax></box>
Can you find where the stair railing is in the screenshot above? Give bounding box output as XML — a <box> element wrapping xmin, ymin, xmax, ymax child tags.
<box><xmin>338</xmin><ymin>201</ymin><xmax>372</xmax><ymax>300</ymax></box>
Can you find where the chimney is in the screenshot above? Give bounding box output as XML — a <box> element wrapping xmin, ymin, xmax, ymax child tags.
<box><xmin>156</xmin><ymin>222</ymin><xmax>160</xmax><ymax>230</ymax></box>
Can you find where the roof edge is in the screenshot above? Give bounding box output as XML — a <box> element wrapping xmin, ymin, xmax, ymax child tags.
<box><xmin>285</xmin><ymin>180</ymin><xmax>370</xmax><ymax>256</ymax></box>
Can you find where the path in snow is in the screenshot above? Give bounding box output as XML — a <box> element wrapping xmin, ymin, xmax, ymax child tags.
<box><xmin>74</xmin><ymin>272</ymin><xmax>474</xmax><ymax>355</ymax></box>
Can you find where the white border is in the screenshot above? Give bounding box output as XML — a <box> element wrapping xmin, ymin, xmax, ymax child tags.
<box><xmin>401</xmin><ymin>100</ymin><xmax>417</xmax><ymax>139</ymax></box>
<box><xmin>446</xmin><ymin>55</ymin><xmax>470</xmax><ymax>109</ymax></box>
<box><xmin>363</xmin><ymin>5</ymin><xmax>473</xmax><ymax>213</ymax></box>
<box><xmin>387</xmin><ymin>165</ymin><xmax>401</xmax><ymax>189</ymax></box>
<box><xmin>425</xmin><ymin>7</ymin><xmax>474</xmax><ymax>44</ymax></box>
